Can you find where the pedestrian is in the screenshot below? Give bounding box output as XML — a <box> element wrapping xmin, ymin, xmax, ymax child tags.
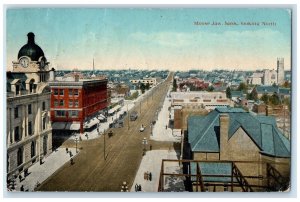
<box><xmin>165</xmin><ymin>125</ymin><xmax>167</xmax><ymax>130</ymax></box>
<box><xmin>149</xmin><ymin>172</ymin><xmax>152</xmax><ymax>181</ymax></box>
<box><xmin>138</xmin><ymin>184</ymin><xmax>142</xmax><ymax>191</ymax></box>
<box><xmin>135</xmin><ymin>183</ymin><xmax>138</xmax><ymax>192</ymax></box>
<box><xmin>18</xmin><ymin>175</ymin><xmax>22</xmax><ymax>182</ymax></box>
<box><xmin>20</xmin><ymin>185</ymin><xmax>24</xmax><ymax>191</ymax></box>
<box><xmin>70</xmin><ymin>158</ymin><xmax>74</xmax><ymax>165</ymax></box>
<box><xmin>144</xmin><ymin>172</ymin><xmax>147</xmax><ymax>180</ymax></box>
<box><xmin>69</xmin><ymin>151</ymin><xmax>73</xmax><ymax>157</ymax></box>
<box><xmin>150</xmin><ymin>145</ymin><xmax>152</xmax><ymax>150</ymax></box>
<box><xmin>24</xmin><ymin>169</ymin><xmax>28</xmax><ymax>177</ymax></box>
<box><xmin>66</xmin><ymin>147</ymin><xmax>69</xmax><ymax>153</ymax></box>
<box><xmin>146</xmin><ymin>171</ymin><xmax>149</xmax><ymax>180</ymax></box>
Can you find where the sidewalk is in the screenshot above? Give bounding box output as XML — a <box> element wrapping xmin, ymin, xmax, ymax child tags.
<box><xmin>151</xmin><ymin>87</ymin><xmax>181</xmax><ymax>142</ymax></box>
<box><xmin>130</xmin><ymin>149</ymin><xmax>181</xmax><ymax>192</ymax></box>
<box><xmin>11</xmin><ymin>147</ymin><xmax>78</xmax><ymax>192</ymax></box>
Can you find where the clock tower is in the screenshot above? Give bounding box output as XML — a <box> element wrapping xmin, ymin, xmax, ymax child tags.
<box><xmin>12</xmin><ymin>32</ymin><xmax>50</xmax><ymax>82</ymax></box>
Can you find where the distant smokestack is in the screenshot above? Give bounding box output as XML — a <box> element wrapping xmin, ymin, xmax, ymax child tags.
<box><xmin>219</xmin><ymin>113</ymin><xmax>229</xmax><ymax>160</ymax></box>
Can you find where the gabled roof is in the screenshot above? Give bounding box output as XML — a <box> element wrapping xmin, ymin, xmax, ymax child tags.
<box><xmin>256</xmin><ymin>85</ymin><xmax>278</xmax><ymax>94</ymax></box>
<box><xmin>188</xmin><ymin>107</ymin><xmax>290</xmax><ymax>158</ymax></box>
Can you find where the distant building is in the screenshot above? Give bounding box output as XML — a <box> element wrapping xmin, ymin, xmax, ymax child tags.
<box><xmin>6</xmin><ymin>32</ymin><xmax>53</xmax><ymax>181</ymax></box>
<box><xmin>263</xmin><ymin>69</ymin><xmax>277</xmax><ymax>85</ymax></box>
<box><xmin>249</xmin><ymin>72</ymin><xmax>263</xmax><ymax>85</ymax></box>
<box><xmin>170</xmin><ymin>91</ymin><xmax>230</xmax><ymax>111</ymax></box>
<box><xmin>254</xmin><ymin>86</ymin><xmax>291</xmax><ymax>99</ymax></box>
<box><xmin>129</xmin><ymin>77</ymin><xmax>159</xmax><ymax>88</ymax></box>
<box><xmin>49</xmin><ymin>74</ymin><xmax>108</xmax><ymax>134</ymax></box>
<box><xmin>184</xmin><ymin>108</ymin><xmax>290</xmax><ymax>191</ymax></box>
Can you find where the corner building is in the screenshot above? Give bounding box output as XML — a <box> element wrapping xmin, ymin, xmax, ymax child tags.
<box><xmin>49</xmin><ymin>76</ymin><xmax>108</xmax><ymax>134</ymax></box>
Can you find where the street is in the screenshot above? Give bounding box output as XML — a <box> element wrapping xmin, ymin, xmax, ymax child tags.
<box><xmin>37</xmin><ymin>73</ymin><xmax>174</xmax><ymax>191</ymax></box>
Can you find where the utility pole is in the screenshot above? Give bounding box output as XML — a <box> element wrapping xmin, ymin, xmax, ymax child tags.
<box><xmin>104</xmin><ymin>131</ymin><xmax>106</xmax><ymax>160</ymax></box>
<box><xmin>127</xmin><ymin>103</ymin><xmax>129</xmax><ymax>130</ymax></box>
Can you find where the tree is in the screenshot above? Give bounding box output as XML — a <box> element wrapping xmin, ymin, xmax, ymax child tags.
<box><xmin>247</xmin><ymin>88</ymin><xmax>258</xmax><ymax>101</ymax></box>
<box><xmin>270</xmin><ymin>92</ymin><xmax>280</xmax><ymax>105</ymax></box>
<box><xmin>260</xmin><ymin>94</ymin><xmax>269</xmax><ymax>104</ymax></box>
<box><xmin>237</xmin><ymin>82</ymin><xmax>248</xmax><ymax>93</ymax></box>
<box><xmin>282</xmin><ymin>81</ymin><xmax>291</xmax><ymax>88</ymax></box>
<box><xmin>172</xmin><ymin>79</ymin><xmax>177</xmax><ymax>92</ymax></box>
<box><xmin>226</xmin><ymin>87</ymin><xmax>232</xmax><ymax>99</ymax></box>
<box><xmin>140</xmin><ymin>83</ymin><xmax>146</xmax><ymax>94</ymax></box>
<box><xmin>207</xmin><ymin>86</ymin><xmax>214</xmax><ymax>92</ymax></box>
<box><xmin>145</xmin><ymin>83</ymin><xmax>150</xmax><ymax>90</ymax></box>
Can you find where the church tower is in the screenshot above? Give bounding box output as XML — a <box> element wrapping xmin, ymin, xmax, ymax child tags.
<box><xmin>277</xmin><ymin>58</ymin><xmax>285</xmax><ymax>85</ymax></box>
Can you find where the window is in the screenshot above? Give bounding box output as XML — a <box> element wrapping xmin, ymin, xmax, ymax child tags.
<box><xmin>54</xmin><ymin>89</ymin><xmax>58</xmax><ymax>95</ymax></box>
<box><xmin>42</xmin><ymin>117</ymin><xmax>46</xmax><ymax>130</ymax></box>
<box><xmin>14</xmin><ymin>107</ymin><xmax>19</xmax><ymax>118</ymax></box>
<box><xmin>16</xmin><ymin>85</ymin><xmax>20</xmax><ymax>95</ymax></box>
<box><xmin>69</xmin><ymin>100</ymin><xmax>73</xmax><ymax>107</ymax></box>
<box><xmin>17</xmin><ymin>147</ymin><xmax>23</xmax><ymax>166</ymax></box>
<box><xmin>74</xmin><ymin>89</ymin><xmax>79</xmax><ymax>96</ymax></box>
<box><xmin>54</xmin><ymin>100</ymin><xmax>59</xmax><ymax>107</ymax></box>
<box><xmin>74</xmin><ymin>100</ymin><xmax>79</xmax><ymax>107</ymax></box>
<box><xmin>69</xmin><ymin>89</ymin><xmax>73</xmax><ymax>96</ymax></box>
<box><xmin>31</xmin><ymin>142</ymin><xmax>35</xmax><ymax>158</ymax></box>
<box><xmin>28</xmin><ymin>121</ymin><xmax>33</xmax><ymax>135</ymax></box>
<box><xmin>59</xmin><ymin>100</ymin><xmax>64</xmax><ymax>106</ymax></box>
<box><xmin>28</xmin><ymin>104</ymin><xmax>32</xmax><ymax>114</ymax></box>
<box><xmin>55</xmin><ymin>110</ymin><xmax>66</xmax><ymax>117</ymax></box>
<box><xmin>15</xmin><ymin>126</ymin><xmax>20</xmax><ymax>142</ymax></box>
<box><xmin>59</xmin><ymin>89</ymin><xmax>64</xmax><ymax>95</ymax></box>
<box><xmin>42</xmin><ymin>102</ymin><xmax>46</xmax><ymax>111</ymax></box>
<box><xmin>70</xmin><ymin>110</ymin><xmax>78</xmax><ymax>117</ymax></box>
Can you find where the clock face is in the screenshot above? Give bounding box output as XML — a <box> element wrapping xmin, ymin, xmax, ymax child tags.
<box><xmin>20</xmin><ymin>57</ymin><xmax>29</xmax><ymax>68</ymax></box>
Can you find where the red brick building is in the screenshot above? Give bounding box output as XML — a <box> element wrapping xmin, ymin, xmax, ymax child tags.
<box><xmin>49</xmin><ymin>77</ymin><xmax>108</xmax><ymax>134</ymax></box>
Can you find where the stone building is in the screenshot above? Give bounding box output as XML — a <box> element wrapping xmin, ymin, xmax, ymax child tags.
<box><xmin>6</xmin><ymin>33</ymin><xmax>53</xmax><ymax>182</ymax></box>
<box><xmin>183</xmin><ymin>107</ymin><xmax>290</xmax><ymax>191</ymax></box>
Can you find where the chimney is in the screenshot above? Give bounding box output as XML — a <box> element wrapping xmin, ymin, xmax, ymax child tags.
<box><xmin>49</xmin><ymin>68</ymin><xmax>56</xmax><ymax>81</ymax></box>
<box><xmin>219</xmin><ymin>113</ymin><xmax>230</xmax><ymax>160</ymax></box>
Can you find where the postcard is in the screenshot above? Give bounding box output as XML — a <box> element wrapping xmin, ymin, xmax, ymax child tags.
<box><xmin>5</xmin><ymin>7</ymin><xmax>292</xmax><ymax>193</ymax></box>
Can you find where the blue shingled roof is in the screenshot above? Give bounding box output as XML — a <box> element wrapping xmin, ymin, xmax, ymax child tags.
<box><xmin>231</xmin><ymin>91</ymin><xmax>244</xmax><ymax>98</ymax></box>
<box><xmin>256</xmin><ymin>86</ymin><xmax>278</xmax><ymax>94</ymax></box>
<box><xmin>188</xmin><ymin>107</ymin><xmax>290</xmax><ymax>158</ymax></box>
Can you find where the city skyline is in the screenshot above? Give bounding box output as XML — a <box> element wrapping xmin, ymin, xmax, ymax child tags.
<box><xmin>6</xmin><ymin>8</ymin><xmax>291</xmax><ymax>71</ymax></box>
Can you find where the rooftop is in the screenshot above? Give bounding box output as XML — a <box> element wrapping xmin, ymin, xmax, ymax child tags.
<box><xmin>188</xmin><ymin>107</ymin><xmax>290</xmax><ymax>158</ymax></box>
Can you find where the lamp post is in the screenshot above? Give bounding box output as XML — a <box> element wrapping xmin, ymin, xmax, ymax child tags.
<box><xmin>74</xmin><ymin>137</ymin><xmax>78</xmax><ymax>153</ymax></box>
<box><xmin>121</xmin><ymin>181</ymin><xmax>129</xmax><ymax>192</ymax></box>
<box><xmin>127</xmin><ymin>103</ymin><xmax>129</xmax><ymax>130</ymax></box>
<box><xmin>140</xmin><ymin>101</ymin><xmax>141</xmax><ymax>114</ymax></box>
<box><xmin>103</xmin><ymin>130</ymin><xmax>106</xmax><ymax>160</ymax></box>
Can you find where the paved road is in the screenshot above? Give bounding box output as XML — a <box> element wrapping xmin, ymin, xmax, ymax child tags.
<box><xmin>37</xmin><ymin>73</ymin><xmax>174</xmax><ymax>192</ymax></box>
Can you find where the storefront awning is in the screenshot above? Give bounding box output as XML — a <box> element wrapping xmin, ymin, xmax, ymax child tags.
<box><xmin>84</xmin><ymin>118</ymin><xmax>99</xmax><ymax>128</ymax></box>
<box><xmin>52</xmin><ymin>122</ymin><xmax>66</xmax><ymax>130</ymax></box>
<box><xmin>108</xmin><ymin>109</ymin><xmax>115</xmax><ymax>114</ymax></box>
<box><xmin>65</xmin><ymin>123</ymin><xmax>80</xmax><ymax>130</ymax></box>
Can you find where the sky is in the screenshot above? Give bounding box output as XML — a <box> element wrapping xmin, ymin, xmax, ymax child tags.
<box><xmin>6</xmin><ymin>8</ymin><xmax>292</xmax><ymax>71</ymax></box>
